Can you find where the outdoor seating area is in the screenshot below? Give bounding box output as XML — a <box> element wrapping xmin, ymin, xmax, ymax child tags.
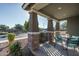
<box><xmin>28</xmin><ymin>31</ymin><xmax>79</xmax><ymax>56</ymax></box>
<box><xmin>30</xmin><ymin>41</ymin><xmax>79</xmax><ymax>56</ymax></box>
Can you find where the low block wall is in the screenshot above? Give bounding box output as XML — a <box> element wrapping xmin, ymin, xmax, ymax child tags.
<box><xmin>0</xmin><ymin>38</ymin><xmax>28</xmax><ymax>56</ymax></box>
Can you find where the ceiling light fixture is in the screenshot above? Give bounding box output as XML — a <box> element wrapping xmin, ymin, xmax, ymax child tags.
<box><xmin>58</xmin><ymin>7</ymin><xmax>62</xmax><ymax>10</ymax></box>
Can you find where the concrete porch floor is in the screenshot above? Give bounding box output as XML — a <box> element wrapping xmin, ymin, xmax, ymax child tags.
<box><xmin>31</xmin><ymin>42</ymin><xmax>79</xmax><ymax>56</ymax></box>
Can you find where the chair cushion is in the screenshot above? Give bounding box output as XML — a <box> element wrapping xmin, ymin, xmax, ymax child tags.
<box><xmin>67</xmin><ymin>37</ymin><xmax>79</xmax><ymax>48</ymax></box>
<box><xmin>68</xmin><ymin>43</ymin><xmax>77</xmax><ymax>48</ymax></box>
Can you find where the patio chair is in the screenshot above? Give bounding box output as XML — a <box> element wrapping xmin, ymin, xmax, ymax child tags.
<box><xmin>67</xmin><ymin>36</ymin><xmax>79</xmax><ymax>48</ymax></box>
<box><xmin>54</xmin><ymin>33</ymin><xmax>63</xmax><ymax>43</ymax></box>
<box><xmin>67</xmin><ymin>36</ymin><xmax>79</xmax><ymax>55</ymax></box>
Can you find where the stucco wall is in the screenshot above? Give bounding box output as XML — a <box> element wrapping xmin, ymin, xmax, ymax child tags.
<box><xmin>67</xmin><ymin>16</ymin><xmax>79</xmax><ymax>36</ymax></box>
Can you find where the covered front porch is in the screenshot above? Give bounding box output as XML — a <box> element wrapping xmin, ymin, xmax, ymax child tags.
<box><xmin>22</xmin><ymin>3</ymin><xmax>79</xmax><ymax>56</ymax></box>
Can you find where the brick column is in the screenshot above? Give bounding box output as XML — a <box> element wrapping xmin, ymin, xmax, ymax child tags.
<box><xmin>47</xmin><ymin>19</ymin><xmax>54</xmax><ymax>45</ymax></box>
<box><xmin>28</xmin><ymin>11</ymin><xmax>40</xmax><ymax>50</ymax></box>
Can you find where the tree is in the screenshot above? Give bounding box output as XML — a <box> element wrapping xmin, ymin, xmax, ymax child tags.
<box><xmin>61</xmin><ymin>21</ymin><xmax>67</xmax><ymax>30</ymax></box>
<box><xmin>14</xmin><ymin>24</ymin><xmax>23</xmax><ymax>32</ymax></box>
<box><xmin>0</xmin><ymin>25</ymin><xmax>9</xmax><ymax>32</ymax></box>
<box><xmin>24</xmin><ymin>21</ymin><xmax>29</xmax><ymax>32</ymax></box>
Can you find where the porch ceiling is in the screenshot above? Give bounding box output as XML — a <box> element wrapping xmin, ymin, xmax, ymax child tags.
<box><xmin>22</xmin><ymin>3</ymin><xmax>79</xmax><ymax>20</ymax></box>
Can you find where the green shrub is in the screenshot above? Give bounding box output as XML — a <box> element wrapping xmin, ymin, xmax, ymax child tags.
<box><xmin>8</xmin><ymin>33</ymin><xmax>15</xmax><ymax>42</ymax></box>
<box><xmin>8</xmin><ymin>33</ymin><xmax>15</xmax><ymax>46</ymax></box>
<box><xmin>9</xmin><ymin>42</ymin><xmax>22</xmax><ymax>56</ymax></box>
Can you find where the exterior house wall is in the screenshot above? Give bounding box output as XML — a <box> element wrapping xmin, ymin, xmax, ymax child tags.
<box><xmin>67</xmin><ymin>16</ymin><xmax>79</xmax><ymax>36</ymax></box>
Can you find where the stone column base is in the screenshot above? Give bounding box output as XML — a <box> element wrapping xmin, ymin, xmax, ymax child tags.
<box><xmin>28</xmin><ymin>32</ymin><xmax>40</xmax><ymax>50</ymax></box>
<box><xmin>48</xmin><ymin>32</ymin><xmax>54</xmax><ymax>45</ymax></box>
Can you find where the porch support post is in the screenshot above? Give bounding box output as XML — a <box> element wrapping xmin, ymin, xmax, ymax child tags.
<box><xmin>55</xmin><ymin>21</ymin><xmax>60</xmax><ymax>42</ymax></box>
<box><xmin>56</xmin><ymin>21</ymin><xmax>60</xmax><ymax>31</ymax></box>
<box><xmin>28</xmin><ymin>11</ymin><xmax>40</xmax><ymax>50</ymax></box>
<box><xmin>47</xmin><ymin>18</ymin><xmax>54</xmax><ymax>45</ymax></box>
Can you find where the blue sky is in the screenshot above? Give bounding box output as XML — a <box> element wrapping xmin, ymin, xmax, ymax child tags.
<box><xmin>0</xmin><ymin>3</ymin><xmax>27</xmax><ymax>28</ymax></box>
<box><xmin>0</xmin><ymin>3</ymin><xmax>48</xmax><ymax>28</ymax></box>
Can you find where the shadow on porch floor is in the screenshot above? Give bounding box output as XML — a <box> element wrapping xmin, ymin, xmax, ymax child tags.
<box><xmin>28</xmin><ymin>42</ymin><xmax>79</xmax><ymax>56</ymax></box>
